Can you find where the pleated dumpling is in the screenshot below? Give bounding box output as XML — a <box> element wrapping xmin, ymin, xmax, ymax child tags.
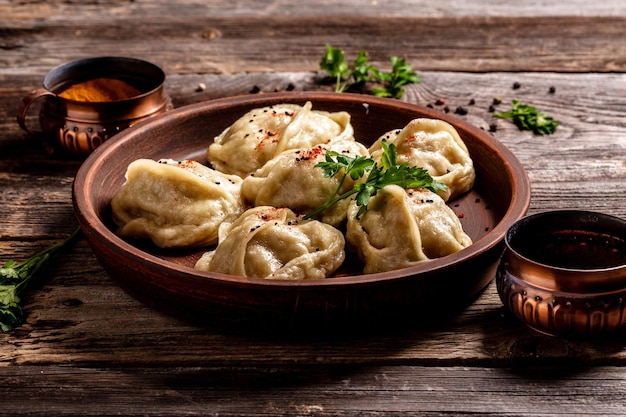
<box><xmin>207</xmin><ymin>101</ymin><xmax>353</xmax><ymax>178</ymax></box>
<box><xmin>194</xmin><ymin>206</ymin><xmax>345</xmax><ymax>280</ymax></box>
<box><xmin>111</xmin><ymin>159</ymin><xmax>245</xmax><ymax>248</ymax></box>
<box><xmin>345</xmin><ymin>185</ymin><xmax>472</xmax><ymax>274</ymax></box>
<box><xmin>369</xmin><ymin>118</ymin><xmax>475</xmax><ymax>201</ymax></box>
<box><xmin>241</xmin><ymin>138</ymin><xmax>370</xmax><ymax>227</ymax></box>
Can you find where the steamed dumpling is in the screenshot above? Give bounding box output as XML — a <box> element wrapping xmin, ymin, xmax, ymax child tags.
<box><xmin>370</xmin><ymin>118</ymin><xmax>475</xmax><ymax>201</ymax></box>
<box><xmin>241</xmin><ymin>139</ymin><xmax>370</xmax><ymax>227</ymax></box>
<box><xmin>207</xmin><ymin>101</ymin><xmax>354</xmax><ymax>177</ymax></box>
<box><xmin>345</xmin><ymin>185</ymin><xmax>472</xmax><ymax>274</ymax></box>
<box><xmin>111</xmin><ymin>159</ymin><xmax>245</xmax><ymax>248</ymax></box>
<box><xmin>194</xmin><ymin>206</ymin><xmax>345</xmax><ymax>280</ymax></box>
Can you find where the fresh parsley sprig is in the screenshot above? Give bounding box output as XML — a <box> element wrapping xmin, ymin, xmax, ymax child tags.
<box><xmin>0</xmin><ymin>226</ymin><xmax>81</xmax><ymax>331</ymax></box>
<box><xmin>320</xmin><ymin>46</ymin><xmax>373</xmax><ymax>93</ymax></box>
<box><xmin>370</xmin><ymin>56</ymin><xmax>421</xmax><ymax>99</ymax></box>
<box><xmin>319</xmin><ymin>45</ymin><xmax>420</xmax><ymax>99</ymax></box>
<box><xmin>493</xmin><ymin>100</ymin><xmax>559</xmax><ymax>135</ymax></box>
<box><xmin>304</xmin><ymin>141</ymin><xmax>446</xmax><ymax>220</ymax></box>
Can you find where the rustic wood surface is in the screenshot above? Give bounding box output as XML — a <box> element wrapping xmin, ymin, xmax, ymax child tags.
<box><xmin>2</xmin><ymin>1</ymin><xmax>626</xmax><ymax>415</ymax></box>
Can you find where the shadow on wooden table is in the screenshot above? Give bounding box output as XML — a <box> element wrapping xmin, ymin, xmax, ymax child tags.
<box><xmin>479</xmin><ymin>305</ymin><xmax>626</xmax><ymax>373</ymax></box>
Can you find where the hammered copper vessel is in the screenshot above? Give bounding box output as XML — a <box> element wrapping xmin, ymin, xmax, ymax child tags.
<box><xmin>497</xmin><ymin>210</ymin><xmax>626</xmax><ymax>337</ymax></box>
<box><xmin>17</xmin><ymin>56</ymin><xmax>172</xmax><ymax>158</ymax></box>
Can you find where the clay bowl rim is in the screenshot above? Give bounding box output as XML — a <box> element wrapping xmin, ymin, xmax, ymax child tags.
<box><xmin>73</xmin><ymin>91</ymin><xmax>531</xmax><ymax>290</ymax></box>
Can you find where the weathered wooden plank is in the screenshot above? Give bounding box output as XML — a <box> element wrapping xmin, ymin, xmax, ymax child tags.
<box><xmin>3</xmin><ymin>0</ymin><xmax>626</xmax><ymax>19</ymax></box>
<box><xmin>1</xmin><ymin>365</ymin><xmax>626</xmax><ymax>416</ymax></box>
<box><xmin>1</xmin><ymin>15</ymin><xmax>625</xmax><ymax>73</ymax></box>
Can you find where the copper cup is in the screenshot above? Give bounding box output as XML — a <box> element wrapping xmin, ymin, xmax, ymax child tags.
<box><xmin>496</xmin><ymin>210</ymin><xmax>626</xmax><ymax>337</ymax></box>
<box><xmin>17</xmin><ymin>56</ymin><xmax>172</xmax><ymax>158</ymax></box>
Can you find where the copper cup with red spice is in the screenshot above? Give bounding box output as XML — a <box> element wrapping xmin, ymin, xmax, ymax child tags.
<box><xmin>17</xmin><ymin>56</ymin><xmax>172</xmax><ymax>158</ymax></box>
<box><xmin>496</xmin><ymin>210</ymin><xmax>626</xmax><ymax>337</ymax></box>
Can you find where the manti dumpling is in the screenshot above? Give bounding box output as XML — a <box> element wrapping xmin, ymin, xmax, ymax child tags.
<box><xmin>194</xmin><ymin>206</ymin><xmax>345</xmax><ymax>280</ymax></box>
<box><xmin>111</xmin><ymin>158</ymin><xmax>245</xmax><ymax>248</ymax></box>
<box><xmin>345</xmin><ymin>185</ymin><xmax>472</xmax><ymax>274</ymax></box>
<box><xmin>370</xmin><ymin>118</ymin><xmax>475</xmax><ymax>201</ymax></box>
<box><xmin>207</xmin><ymin>101</ymin><xmax>354</xmax><ymax>178</ymax></box>
<box><xmin>241</xmin><ymin>138</ymin><xmax>370</xmax><ymax>227</ymax></box>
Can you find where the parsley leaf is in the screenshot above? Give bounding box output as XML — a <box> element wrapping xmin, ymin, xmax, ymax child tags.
<box><xmin>320</xmin><ymin>45</ymin><xmax>420</xmax><ymax>99</ymax></box>
<box><xmin>304</xmin><ymin>141</ymin><xmax>446</xmax><ymax>220</ymax></box>
<box><xmin>320</xmin><ymin>45</ymin><xmax>352</xmax><ymax>93</ymax></box>
<box><xmin>493</xmin><ymin>100</ymin><xmax>559</xmax><ymax>135</ymax></box>
<box><xmin>370</xmin><ymin>56</ymin><xmax>421</xmax><ymax>99</ymax></box>
<box><xmin>0</xmin><ymin>226</ymin><xmax>81</xmax><ymax>331</ymax></box>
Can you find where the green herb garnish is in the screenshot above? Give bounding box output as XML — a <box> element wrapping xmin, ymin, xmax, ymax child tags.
<box><xmin>493</xmin><ymin>100</ymin><xmax>559</xmax><ymax>135</ymax></box>
<box><xmin>369</xmin><ymin>56</ymin><xmax>421</xmax><ymax>99</ymax></box>
<box><xmin>320</xmin><ymin>45</ymin><xmax>420</xmax><ymax>99</ymax></box>
<box><xmin>0</xmin><ymin>226</ymin><xmax>81</xmax><ymax>331</ymax></box>
<box><xmin>320</xmin><ymin>46</ymin><xmax>372</xmax><ymax>93</ymax></box>
<box><xmin>304</xmin><ymin>141</ymin><xmax>446</xmax><ymax>220</ymax></box>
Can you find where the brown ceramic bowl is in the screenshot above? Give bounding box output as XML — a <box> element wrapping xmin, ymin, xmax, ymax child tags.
<box><xmin>73</xmin><ymin>91</ymin><xmax>530</xmax><ymax>334</ymax></box>
<box><xmin>497</xmin><ymin>210</ymin><xmax>626</xmax><ymax>338</ymax></box>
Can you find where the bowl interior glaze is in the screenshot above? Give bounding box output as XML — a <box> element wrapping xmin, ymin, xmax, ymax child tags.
<box><xmin>73</xmin><ymin>91</ymin><xmax>530</xmax><ymax>333</ymax></box>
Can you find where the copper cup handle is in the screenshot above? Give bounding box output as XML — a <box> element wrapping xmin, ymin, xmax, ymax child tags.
<box><xmin>16</xmin><ymin>88</ymin><xmax>56</xmax><ymax>135</ymax></box>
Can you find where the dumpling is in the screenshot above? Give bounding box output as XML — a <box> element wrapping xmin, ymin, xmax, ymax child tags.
<box><xmin>111</xmin><ymin>158</ymin><xmax>245</xmax><ymax>248</ymax></box>
<box><xmin>207</xmin><ymin>101</ymin><xmax>354</xmax><ymax>177</ymax></box>
<box><xmin>194</xmin><ymin>206</ymin><xmax>345</xmax><ymax>280</ymax></box>
<box><xmin>369</xmin><ymin>118</ymin><xmax>475</xmax><ymax>201</ymax></box>
<box><xmin>241</xmin><ymin>138</ymin><xmax>370</xmax><ymax>227</ymax></box>
<box><xmin>345</xmin><ymin>185</ymin><xmax>472</xmax><ymax>274</ymax></box>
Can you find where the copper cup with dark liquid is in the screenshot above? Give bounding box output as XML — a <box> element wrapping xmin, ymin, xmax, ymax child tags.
<box><xmin>17</xmin><ymin>56</ymin><xmax>172</xmax><ymax>158</ymax></box>
<box><xmin>496</xmin><ymin>210</ymin><xmax>626</xmax><ymax>337</ymax></box>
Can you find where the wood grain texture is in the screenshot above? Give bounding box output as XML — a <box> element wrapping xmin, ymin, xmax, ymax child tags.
<box><xmin>1</xmin><ymin>9</ymin><xmax>625</xmax><ymax>74</ymax></box>
<box><xmin>1</xmin><ymin>365</ymin><xmax>626</xmax><ymax>416</ymax></box>
<box><xmin>2</xmin><ymin>1</ymin><xmax>626</xmax><ymax>415</ymax></box>
<box><xmin>3</xmin><ymin>0</ymin><xmax>626</xmax><ymax>18</ymax></box>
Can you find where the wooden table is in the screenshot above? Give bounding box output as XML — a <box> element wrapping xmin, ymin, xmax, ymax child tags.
<box><xmin>2</xmin><ymin>1</ymin><xmax>626</xmax><ymax>415</ymax></box>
